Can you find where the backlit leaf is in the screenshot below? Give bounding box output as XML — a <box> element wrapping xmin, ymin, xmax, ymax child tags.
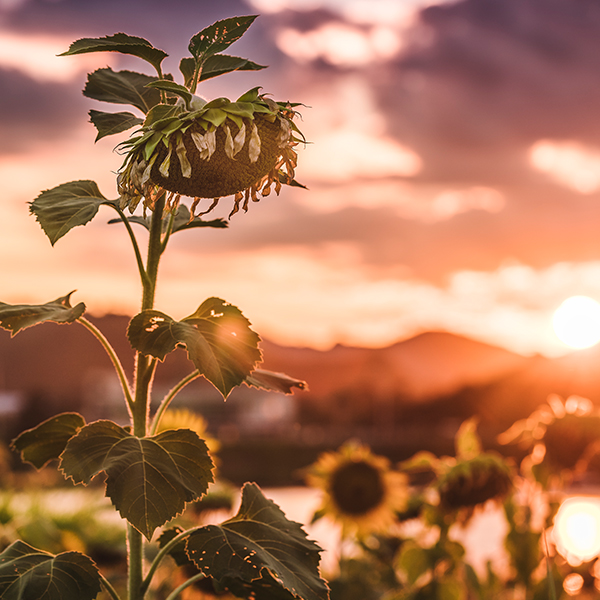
<box><xmin>0</xmin><ymin>292</ymin><xmax>85</xmax><ymax>336</ymax></box>
<box><xmin>60</xmin><ymin>33</ymin><xmax>168</xmax><ymax>72</ymax></box>
<box><xmin>180</xmin><ymin>57</ymin><xmax>196</xmax><ymax>88</ymax></box>
<box><xmin>84</xmin><ymin>68</ymin><xmax>161</xmax><ymax>113</ymax></box>
<box><xmin>185</xmin><ymin>483</ymin><xmax>329</xmax><ymax>600</ymax></box>
<box><xmin>89</xmin><ymin>109</ymin><xmax>143</xmax><ymax>140</ymax></box>
<box><xmin>11</xmin><ymin>413</ymin><xmax>86</xmax><ymax>469</ymax></box>
<box><xmin>245</xmin><ymin>369</ymin><xmax>307</xmax><ymax>395</ymax></box>
<box><xmin>200</xmin><ymin>54</ymin><xmax>266</xmax><ymax>82</ymax></box>
<box><xmin>30</xmin><ymin>180</ymin><xmax>116</xmax><ymax>245</ymax></box>
<box><xmin>0</xmin><ymin>541</ymin><xmax>102</xmax><ymax>600</ymax></box>
<box><xmin>189</xmin><ymin>16</ymin><xmax>258</xmax><ymax>62</ymax></box>
<box><xmin>146</xmin><ymin>79</ymin><xmax>193</xmax><ymax>104</ymax></box>
<box><xmin>60</xmin><ymin>421</ymin><xmax>214</xmax><ymax>540</ymax></box>
<box><xmin>127</xmin><ymin>298</ymin><xmax>261</xmax><ymax>398</ymax></box>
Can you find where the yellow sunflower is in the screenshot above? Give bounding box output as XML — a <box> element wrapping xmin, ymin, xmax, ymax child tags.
<box><xmin>305</xmin><ymin>441</ymin><xmax>408</xmax><ymax>536</ymax></box>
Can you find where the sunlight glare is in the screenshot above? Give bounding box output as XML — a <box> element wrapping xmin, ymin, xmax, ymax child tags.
<box><xmin>554</xmin><ymin>498</ymin><xmax>600</xmax><ymax>563</ymax></box>
<box><xmin>553</xmin><ymin>295</ymin><xmax>600</xmax><ymax>349</ymax></box>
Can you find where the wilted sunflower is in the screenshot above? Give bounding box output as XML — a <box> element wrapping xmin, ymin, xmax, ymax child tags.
<box><xmin>117</xmin><ymin>87</ymin><xmax>303</xmax><ymax>217</ymax></box>
<box><xmin>305</xmin><ymin>441</ymin><xmax>408</xmax><ymax>536</ymax></box>
<box><xmin>435</xmin><ymin>453</ymin><xmax>514</xmax><ymax>512</ymax></box>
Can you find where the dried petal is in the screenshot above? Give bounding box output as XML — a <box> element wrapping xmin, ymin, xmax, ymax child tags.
<box><xmin>232</xmin><ymin>122</ymin><xmax>246</xmax><ymax>157</ymax></box>
<box><xmin>176</xmin><ymin>135</ymin><xmax>192</xmax><ymax>178</ymax></box>
<box><xmin>249</xmin><ymin>122</ymin><xmax>261</xmax><ymax>163</ymax></box>
<box><xmin>159</xmin><ymin>146</ymin><xmax>173</xmax><ymax>177</ymax></box>
<box><xmin>205</xmin><ymin>129</ymin><xmax>216</xmax><ymax>159</ymax></box>
<box><xmin>224</xmin><ymin>124</ymin><xmax>235</xmax><ymax>160</ymax></box>
<box><xmin>191</xmin><ymin>131</ymin><xmax>209</xmax><ymax>159</ymax></box>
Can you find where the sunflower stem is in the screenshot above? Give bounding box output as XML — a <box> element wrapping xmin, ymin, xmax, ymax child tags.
<box><xmin>150</xmin><ymin>370</ymin><xmax>201</xmax><ymax>435</ymax></box>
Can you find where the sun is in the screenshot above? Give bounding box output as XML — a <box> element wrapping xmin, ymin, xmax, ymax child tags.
<box><xmin>553</xmin><ymin>296</ymin><xmax>600</xmax><ymax>349</ymax></box>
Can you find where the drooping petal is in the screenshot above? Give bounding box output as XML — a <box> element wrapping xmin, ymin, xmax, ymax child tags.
<box><xmin>249</xmin><ymin>122</ymin><xmax>261</xmax><ymax>163</ymax></box>
<box><xmin>190</xmin><ymin>131</ymin><xmax>208</xmax><ymax>159</ymax></box>
<box><xmin>176</xmin><ymin>135</ymin><xmax>192</xmax><ymax>178</ymax></box>
<box><xmin>232</xmin><ymin>122</ymin><xmax>246</xmax><ymax>157</ymax></box>
<box><xmin>159</xmin><ymin>145</ymin><xmax>173</xmax><ymax>177</ymax></box>
<box><xmin>205</xmin><ymin>129</ymin><xmax>216</xmax><ymax>159</ymax></box>
<box><xmin>224</xmin><ymin>124</ymin><xmax>235</xmax><ymax>160</ymax></box>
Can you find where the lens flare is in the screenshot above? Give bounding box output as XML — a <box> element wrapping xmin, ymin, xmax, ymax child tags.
<box><xmin>554</xmin><ymin>498</ymin><xmax>600</xmax><ymax>563</ymax></box>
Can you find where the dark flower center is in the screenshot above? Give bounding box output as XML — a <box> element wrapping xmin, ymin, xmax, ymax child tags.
<box><xmin>330</xmin><ymin>460</ymin><xmax>385</xmax><ymax>516</ymax></box>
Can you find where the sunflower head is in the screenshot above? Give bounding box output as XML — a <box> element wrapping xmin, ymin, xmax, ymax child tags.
<box><xmin>305</xmin><ymin>441</ymin><xmax>408</xmax><ymax>536</ymax></box>
<box><xmin>117</xmin><ymin>88</ymin><xmax>302</xmax><ymax>217</ymax></box>
<box><xmin>436</xmin><ymin>454</ymin><xmax>514</xmax><ymax>512</ymax></box>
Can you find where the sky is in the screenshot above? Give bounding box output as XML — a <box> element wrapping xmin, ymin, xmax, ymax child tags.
<box><xmin>2</xmin><ymin>0</ymin><xmax>600</xmax><ymax>357</ymax></box>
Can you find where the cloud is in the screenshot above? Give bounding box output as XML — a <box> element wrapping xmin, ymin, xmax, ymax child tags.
<box><xmin>374</xmin><ymin>0</ymin><xmax>600</xmax><ymax>182</ymax></box>
<box><xmin>0</xmin><ymin>67</ymin><xmax>86</xmax><ymax>153</ymax></box>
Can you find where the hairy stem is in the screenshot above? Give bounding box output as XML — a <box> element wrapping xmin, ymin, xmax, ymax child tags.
<box><xmin>140</xmin><ymin>526</ymin><xmax>203</xmax><ymax>596</ymax></box>
<box><xmin>128</xmin><ymin>193</ymin><xmax>166</xmax><ymax>600</ymax></box>
<box><xmin>113</xmin><ymin>205</ymin><xmax>148</xmax><ymax>288</ymax></box>
<box><xmin>150</xmin><ymin>370</ymin><xmax>201</xmax><ymax>435</ymax></box>
<box><xmin>99</xmin><ymin>572</ymin><xmax>123</xmax><ymax>600</ymax></box>
<box><xmin>77</xmin><ymin>316</ymin><xmax>134</xmax><ymax>412</ymax></box>
<box><xmin>165</xmin><ymin>573</ymin><xmax>206</xmax><ymax>600</ymax></box>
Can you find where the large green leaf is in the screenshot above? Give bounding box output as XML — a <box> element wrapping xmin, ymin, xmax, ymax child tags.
<box><xmin>0</xmin><ymin>541</ymin><xmax>102</xmax><ymax>600</ymax></box>
<box><xmin>84</xmin><ymin>68</ymin><xmax>161</xmax><ymax>113</ymax></box>
<box><xmin>11</xmin><ymin>413</ymin><xmax>86</xmax><ymax>469</ymax></box>
<box><xmin>0</xmin><ymin>293</ymin><xmax>85</xmax><ymax>336</ymax></box>
<box><xmin>185</xmin><ymin>483</ymin><xmax>329</xmax><ymax>600</ymax></box>
<box><xmin>189</xmin><ymin>16</ymin><xmax>258</xmax><ymax>62</ymax></box>
<box><xmin>30</xmin><ymin>180</ymin><xmax>116</xmax><ymax>245</ymax></box>
<box><xmin>60</xmin><ymin>421</ymin><xmax>214</xmax><ymax>540</ymax></box>
<box><xmin>60</xmin><ymin>33</ymin><xmax>168</xmax><ymax>73</ymax></box>
<box><xmin>127</xmin><ymin>298</ymin><xmax>261</xmax><ymax>398</ymax></box>
<box><xmin>245</xmin><ymin>369</ymin><xmax>307</xmax><ymax>395</ymax></box>
<box><xmin>200</xmin><ymin>54</ymin><xmax>266</xmax><ymax>81</ymax></box>
<box><xmin>89</xmin><ymin>109</ymin><xmax>143</xmax><ymax>140</ymax></box>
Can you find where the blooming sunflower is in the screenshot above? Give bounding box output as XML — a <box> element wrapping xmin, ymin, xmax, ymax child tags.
<box><xmin>305</xmin><ymin>441</ymin><xmax>408</xmax><ymax>536</ymax></box>
<box><xmin>117</xmin><ymin>87</ymin><xmax>303</xmax><ymax>217</ymax></box>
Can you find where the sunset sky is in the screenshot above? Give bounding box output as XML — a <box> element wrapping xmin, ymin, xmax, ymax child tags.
<box><xmin>2</xmin><ymin>0</ymin><xmax>600</xmax><ymax>357</ymax></box>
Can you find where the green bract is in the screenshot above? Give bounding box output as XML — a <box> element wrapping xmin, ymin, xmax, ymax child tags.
<box><xmin>117</xmin><ymin>87</ymin><xmax>303</xmax><ymax>217</ymax></box>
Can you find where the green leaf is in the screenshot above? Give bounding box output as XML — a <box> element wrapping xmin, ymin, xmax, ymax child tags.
<box><xmin>396</xmin><ymin>541</ymin><xmax>431</xmax><ymax>586</ymax></box>
<box><xmin>455</xmin><ymin>417</ymin><xmax>482</xmax><ymax>460</ymax></box>
<box><xmin>171</xmin><ymin>204</ymin><xmax>228</xmax><ymax>232</ymax></box>
<box><xmin>237</xmin><ymin>87</ymin><xmax>262</xmax><ymax>102</ymax></box>
<box><xmin>189</xmin><ymin>16</ymin><xmax>258</xmax><ymax>61</ymax></box>
<box><xmin>180</xmin><ymin>57</ymin><xmax>196</xmax><ymax>88</ymax></box>
<box><xmin>185</xmin><ymin>483</ymin><xmax>329</xmax><ymax>600</ymax></box>
<box><xmin>84</xmin><ymin>67</ymin><xmax>162</xmax><ymax>114</ymax></box>
<box><xmin>60</xmin><ymin>33</ymin><xmax>168</xmax><ymax>73</ymax></box>
<box><xmin>144</xmin><ymin>103</ymin><xmax>183</xmax><ymax>128</ymax></box>
<box><xmin>127</xmin><ymin>298</ymin><xmax>261</xmax><ymax>398</ymax></box>
<box><xmin>60</xmin><ymin>421</ymin><xmax>214</xmax><ymax>540</ymax></box>
<box><xmin>0</xmin><ymin>541</ymin><xmax>102</xmax><ymax>600</ymax></box>
<box><xmin>146</xmin><ymin>79</ymin><xmax>193</xmax><ymax>105</ymax></box>
<box><xmin>0</xmin><ymin>293</ymin><xmax>85</xmax><ymax>336</ymax></box>
<box><xmin>30</xmin><ymin>180</ymin><xmax>116</xmax><ymax>245</ymax></box>
<box><xmin>245</xmin><ymin>369</ymin><xmax>307</xmax><ymax>395</ymax></box>
<box><xmin>200</xmin><ymin>54</ymin><xmax>266</xmax><ymax>82</ymax></box>
<box><xmin>89</xmin><ymin>109</ymin><xmax>143</xmax><ymax>141</ymax></box>
<box><xmin>11</xmin><ymin>413</ymin><xmax>86</xmax><ymax>470</ymax></box>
